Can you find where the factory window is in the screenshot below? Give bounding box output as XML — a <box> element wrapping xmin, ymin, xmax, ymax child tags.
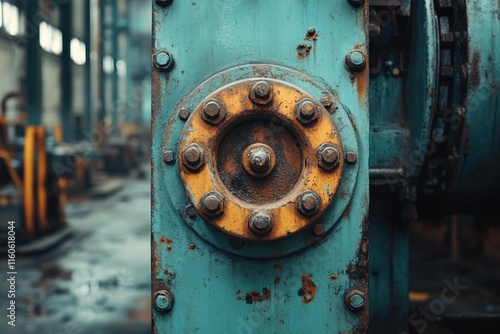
<box><xmin>70</xmin><ymin>38</ymin><xmax>86</xmax><ymax>65</ymax></box>
<box><xmin>2</xmin><ymin>2</ymin><xmax>20</xmax><ymax>36</ymax></box>
<box><xmin>40</xmin><ymin>21</ymin><xmax>62</xmax><ymax>55</ymax></box>
<box><xmin>103</xmin><ymin>55</ymin><xmax>114</xmax><ymax>74</ymax></box>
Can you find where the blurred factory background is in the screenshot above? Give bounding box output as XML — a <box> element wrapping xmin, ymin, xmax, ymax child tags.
<box><xmin>0</xmin><ymin>0</ymin><xmax>151</xmax><ymax>333</ymax></box>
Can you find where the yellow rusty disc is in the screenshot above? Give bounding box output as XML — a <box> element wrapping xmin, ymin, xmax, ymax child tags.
<box><xmin>178</xmin><ymin>78</ymin><xmax>344</xmax><ymax>241</ymax></box>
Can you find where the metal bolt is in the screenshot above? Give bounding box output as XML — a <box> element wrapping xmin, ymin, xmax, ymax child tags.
<box><xmin>202</xmin><ymin>99</ymin><xmax>226</xmax><ymax>125</ymax></box>
<box><xmin>346</xmin><ymin>290</ymin><xmax>365</xmax><ymax>311</ymax></box>
<box><xmin>243</xmin><ymin>143</ymin><xmax>276</xmax><ymax>178</ymax></box>
<box><xmin>295</xmin><ymin>99</ymin><xmax>319</xmax><ymax>125</ymax></box>
<box><xmin>320</xmin><ymin>96</ymin><xmax>333</xmax><ymax>110</ymax></box>
<box><xmin>154</xmin><ymin>0</ymin><xmax>173</xmax><ymax>6</ymax></box>
<box><xmin>201</xmin><ymin>191</ymin><xmax>224</xmax><ymax>218</ymax></box>
<box><xmin>313</xmin><ymin>224</ymin><xmax>325</xmax><ymax>236</ymax></box>
<box><xmin>317</xmin><ymin>143</ymin><xmax>340</xmax><ymax>172</ymax></box>
<box><xmin>307</xmin><ymin>28</ymin><xmax>316</xmax><ymax>36</ymax></box>
<box><xmin>296</xmin><ymin>190</ymin><xmax>321</xmax><ymax>217</ymax></box>
<box><xmin>182</xmin><ymin>143</ymin><xmax>205</xmax><ymax>171</ymax></box>
<box><xmin>153</xmin><ymin>50</ymin><xmax>174</xmax><ymax>71</ymax></box>
<box><xmin>346</xmin><ymin>152</ymin><xmax>357</xmax><ymax>164</ymax></box>
<box><xmin>163</xmin><ymin>150</ymin><xmax>174</xmax><ymax>163</ymax></box>
<box><xmin>249</xmin><ymin>81</ymin><xmax>273</xmax><ymax>105</ymax></box>
<box><xmin>179</xmin><ymin>108</ymin><xmax>190</xmax><ymax>121</ymax></box>
<box><xmin>185</xmin><ymin>205</ymin><xmax>197</xmax><ymax>218</ymax></box>
<box><xmin>248</xmin><ymin>210</ymin><xmax>274</xmax><ymax>236</ymax></box>
<box><xmin>250</xmin><ymin>147</ymin><xmax>271</xmax><ymax>172</ymax></box>
<box><xmin>346</xmin><ymin>50</ymin><xmax>366</xmax><ymax>72</ymax></box>
<box><xmin>154</xmin><ymin>290</ymin><xmax>174</xmax><ymax>312</ymax></box>
<box><xmin>347</xmin><ymin>0</ymin><xmax>365</xmax><ymax>7</ymax></box>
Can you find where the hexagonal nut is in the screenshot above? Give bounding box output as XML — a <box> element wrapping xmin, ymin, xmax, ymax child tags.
<box><xmin>295</xmin><ymin>98</ymin><xmax>320</xmax><ymax>125</ymax></box>
<box><xmin>296</xmin><ymin>190</ymin><xmax>321</xmax><ymax>217</ymax></box>
<box><xmin>316</xmin><ymin>143</ymin><xmax>340</xmax><ymax>172</ymax></box>
<box><xmin>345</xmin><ymin>290</ymin><xmax>366</xmax><ymax>311</ymax></box>
<box><xmin>200</xmin><ymin>191</ymin><xmax>225</xmax><ymax>218</ymax></box>
<box><xmin>182</xmin><ymin>143</ymin><xmax>205</xmax><ymax>172</ymax></box>
<box><xmin>202</xmin><ymin>99</ymin><xmax>227</xmax><ymax>125</ymax></box>
<box><xmin>153</xmin><ymin>290</ymin><xmax>174</xmax><ymax>312</ymax></box>
<box><xmin>249</xmin><ymin>81</ymin><xmax>273</xmax><ymax>105</ymax></box>
<box><xmin>248</xmin><ymin>210</ymin><xmax>274</xmax><ymax>236</ymax></box>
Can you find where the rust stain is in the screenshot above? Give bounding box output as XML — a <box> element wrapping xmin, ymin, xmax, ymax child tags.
<box><xmin>330</xmin><ymin>274</ymin><xmax>339</xmax><ymax>280</ymax></box>
<box><xmin>304</xmin><ymin>31</ymin><xmax>318</xmax><ymax>41</ymax></box>
<box><xmin>238</xmin><ymin>288</ymin><xmax>271</xmax><ymax>304</ymax></box>
<box><xmin>298</xmin><ymin>274</ymin><xmax>317</xmax><ymax>304</ymax></box>
<box><xmin>273</xmin><ymin>263</ymin><xmax>284</xmax><ymax>269</ymax></box>
<box><xmin>274</xmin><ymin>276</ymin><xmax>281</xmax><ymax>284</ymax></box>
<box><xmin>471</xmin><ymin>51</ymin><xmax>481</xmax><ymax>90</ymax></box>
<box><xmin>160</xmin><ymin>236</ymin><xmax>173</xmax><ymax>252</ymax></box>
<box><xmin>296</xmin><ymin>44</ymin><xmax>312</xmax><ymax>59</ymax></box>
<box><xmin>188</xmin><ymin>243</ymin><xmax>196</xmax><ymax>250</ymax></box>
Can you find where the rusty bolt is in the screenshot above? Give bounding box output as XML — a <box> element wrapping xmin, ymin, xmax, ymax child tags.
<box><xmin>182</xmin><ymin>143</ymin><xmax>205</xmax><ymax>171</ymax></box>
<box><xmin>346</xmin><ymin>290</ymin><xmax>365</xmax><ymax>311</ymax></box>
<box><xmin>346</xmin><ymin>50</ymin><xmax>366</xmax><ymax>72</ymax></box>
<box><xmin>320</xmin><ymin>96</ymin><xmax>333</xmax><ymax>110</ymax></box>
<box><xmin>295</xmin><ymin>98</ymin><xmax>319</xmax><ymax>125</ymax></box>
<box><xmin>346</xmin><ymin>151</ymin><xmax>357</xmax><ymax>164</ymax></box>
<box><xmin>307</xmin><ymin>28</ymin><xmax>316</xmax><ymax>37</ymax></box>
<box><xmin>154</xmin><ymin>290</ymin><xmax>174</xmax><ymax>312</ymax></box>
<box><xmin>201</xmin><ymin>191</ymin><xmax>224</xmax><ymax>218</ymax></box>
<box><xmin>250</xmin><ymin>147</ymin><xmax>272</xmax><ymax>172</ymax></box>
<box><xmin>163</xmin><ymin>150</ymin><xmax>174</xmax><ymax>163</ymax></box>
<box><xmin>153</xmin><ymin>50</ymin><xmax>174</xmax><ymax>71</ymax></box>
<box><xmin>185</xmin><ymin>205</ymin><xmax>197</xmax><ymax>218</ymax></box>
<box><xmin>248</xmin><ymin>210</ymin><xmax>274</xmax><ymax>236</ymax></box>
<box><xmin>296</xmin><ymin>190</ymin><xmax>321</xmax><ymax>217</ymax></box>
<box><xmin>179</xmin><ymin>108</ymin><xmax>190</xmax><ymax>121</ymax></box>
<box><xmin>202</xmin><ymin>99</ymin><xmax>226</xmax><ymax>125</ymax></box>
<box><xmin>313</xmin><ymin>224</ymin><xmax>325</xmax><ymax>236</ymax></box>
<box><xmin>154</xmin><ymin>0</ymin><xmax>173</xmax><ymax>6</ymax></box>
<box><xmin>317</xmin><ymin>143</ymin><xmax>341</xmax><ymax>172</ymax></box>
<box><xmin>249</xmin><ymin>81</ymin><xmax>273</xmax><ymax>105</ymax></box>
<box><xmin>243</xmin><ymin>143</ymin><xmax>276</xmax><ymax>178</ymax></box>
<box><xmin>347</xmin><ymin>0</ymin><xmax>365</xmax><ymax>7</ymax></box>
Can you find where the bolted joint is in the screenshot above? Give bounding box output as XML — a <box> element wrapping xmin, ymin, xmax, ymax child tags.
<box><xmin>154</xmin><ymin>0</ymin><xmax>173</xmax><ymax>7</ymax></box>
<box><xmin>249</xmin><ymin>81</ymin><xmax>273</xmax><ymax>105</ymax></box>
<box><xmin>248</xmin><ymin>210</ymin><xmax>274</xmax><ymax>236</ymax></box>
<box><xmin>345</xmin><ymin>290</ymin><xmax>365</xmax><ymax>311</ymax></box>
<box><xmin>242</xmin><ymin>143</ymin><xmax>276</xmax><ymax>178</ymax></box>
<box><xmin>346</xmin><ymin>50</ymin><xmax>366</xmax><ymax>72</ymax></box>
<box><xmin>202</xmin><ymin>99</ymin><xmax>227</xmax><ymax>125</ymax></box>
<box><xmin>153</xmin><ymin>50</ymin><xmax>174</xmax><ymax>71</ymax></box>
<box><xmin>250</xmin><ymin>148</ymin><xmax>271</xmax><ymax>172</ymax></box>
<box><xmin>154</xmin><ymin>290</ymin><xmax>174</xmax><ymax>312</ymax></box>
<box><xmin>317</xmin><ymin>143</ymin><xmax>341</xmax><ymax>172</ymax></box>
<box><xmin>296</xmin><ymin>190</ymin><xmax>321</xmax><ymax>217</ymax></box>
<box><xmin>295</xmin><ymin>98</ymin><xmax>320</xmax><ymax>125</ymax></box>
<box><xmin>182</xmin><ymin>143</ymin><xmax>205</xmax><ymax>172</ymax></box>
<box><xmin>347</xmin><ymin>0</ymin><xmax>365</xmax><ymax>7</ymax></box>
<box><xmin>200</xmin><ymin>191</ymin><xmax>225</xmax><ymax>218</ymax></box>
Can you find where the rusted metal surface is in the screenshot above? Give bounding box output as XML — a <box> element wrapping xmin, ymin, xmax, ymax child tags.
<box><xmin>299</xmin><ymin>274</ymin><xmax>317</xmax><ymax>304</ymax></box>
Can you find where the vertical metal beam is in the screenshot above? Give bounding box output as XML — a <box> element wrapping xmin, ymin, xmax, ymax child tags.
<box><xmin>111</xmin><ymin>0</ymin><xmax>119</xmax><ymax>132</ymax></box>
<box><xmin>25</xmin><ymin>0</ymin><xmax>42</xmax><ymax>125</ymax></box>
<box><xmin>60</xmin><ymin>1</ymin><xmax>73</xmax><ymax>142</ymax></box>
<box><xmin>97</xmin><ymin>0</ymin><xmax>105</xmax><ymax>125</ymax></box>
<box><xmin>84</xmin><ymin>0</ymin><xmax>92</xmax><ymax>135</ymax></box>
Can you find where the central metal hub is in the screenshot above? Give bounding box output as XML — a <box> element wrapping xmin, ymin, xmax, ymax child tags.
<box><xmin>242</xmin><ymin>143</ymin><xmax>276</xmax><ymax>177</ymax></box>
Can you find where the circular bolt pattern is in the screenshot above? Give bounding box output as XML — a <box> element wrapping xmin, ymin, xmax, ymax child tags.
<box><xmin>346</xmin><ymin>152</ymin><xmax>358</xmax><ymax>164</ymax></box>
<box><xmin>296</xmin><ymin>190</ymin><xmax>321</xmax><ymax>217</ymax></box>
<box><xmin>346</xmin><ymin>290</ymin><xmax>365</xmax><ymax>311</ymax></box>
<box><xmin>347</xmin><ymin>0</ymin><xmax>365</xmax><ymax>7</ymax></box>
<box><xmin>201</xmin><ymin>191</ymin><xmax>224</xmax><ymax>218</ymax></box>
<box><xmin>346</xmin><ymin>51</ymin><xmax>366</xmax><ymax>72</ymax></box>
<box><xmin>248</xmin><ymin>210</ymin><xmax>274</xmax><ymax>236</ymax></box>
<box><xmin>202</xmin><ymin>99</ymin><xmax>226</xmax><ymax>125</ymax></box>
<box><xmin>154</xmin><ymin>290</ymin><xmax>174</xmax><ymax>312</ymax></box>
<box><xmin>317</xmin><ymin>143</ymin><xmax>341</xmax><ymax>172</ymax></box>
<box><xmin>182</xmin><ymin>143</ymin><xmax>205</xmax><ymax>171</ymax></box>
<box><xmin>249</xmin><ymin>81</ymin><xmax>273</xmax><ymax>105</ymax></box>
<box><xmin>242</xmin><ymin>143</ymin><xmax>276</xmax><ymax>178</ymax></box>
<box><xmin>153</xmin><ymin>50</ymin><xmax>174</xmax><ymax>71</ymax></box>
<box><xmin>295</xmin><ymin>98</ymin><xmax>320</xmax><ymax>125</ymax></box>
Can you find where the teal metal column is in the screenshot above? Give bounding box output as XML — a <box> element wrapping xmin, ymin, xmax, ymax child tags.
<box><xmin>60</xmin><ymin>1</ymin><xmax>73</xmax><ymax>142</ymax></box>
<box><xmin>25</xmin><ymin>0</ymin><xmax>42</xmax><ymax>125</ymax></box>
<box><xmin>84</xmin><ymin>0</ymin><xmax>92</xmax><ymax>134</ymax></box>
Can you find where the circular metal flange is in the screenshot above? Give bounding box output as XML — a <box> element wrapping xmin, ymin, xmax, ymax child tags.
<box><xmin>177</xmin><ymin>79</ymin><xmax>344</xmax><ymax>241</ymax></box>
<box><xmin>162</xmin><ymin>64</ymin><xmax>360</xmax><ymax>258</ymax></box>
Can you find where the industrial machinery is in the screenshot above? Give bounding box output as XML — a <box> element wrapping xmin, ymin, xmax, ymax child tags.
<box><xmin>151</xmin><ymin>0</ymin><xmax>499</xmax><ymax>333</ymax></box>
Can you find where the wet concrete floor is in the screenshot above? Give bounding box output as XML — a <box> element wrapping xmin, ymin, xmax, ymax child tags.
<box><xmin>0</xmin><ymin>177</ymin><xmax>151</xmax><ymax>334</ymax></box>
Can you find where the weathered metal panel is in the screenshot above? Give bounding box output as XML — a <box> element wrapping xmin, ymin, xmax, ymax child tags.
<box><xmin>152</xmin><ymin>1</ymin><xmax>369</xmax><ymax>333</ymax></box>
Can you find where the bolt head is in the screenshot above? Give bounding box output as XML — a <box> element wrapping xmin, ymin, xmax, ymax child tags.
<box><xmin>202</xmin><ymin>99</ymin><xmax>226</xmax><ymax>125</ymax></box>
<box><xmin>153</xmin><ymin>50</ymin><xmax>174</xmax><ymax>71</ymax></box>
<box><xmin>295</xmin><ymin>99</ymin><xmax>320</xmax><ymax>125</ymax></box>
<box><xmin>297</xmin><ymin>190</ymin><xmax>321</xmax><ymax>217</ymax></box>
<box><xmin>182</xmin><ymin>143</ymin><xmax>205</xmax><ymax>171</ymax></box>
<box><xmin>346</xmin><ymin>51</ymin><xmax>366</xmax><ymax>72</ymax></box>
<box><xmin>313</xmin><ymin>224</ymin><xmax>325</xmax><ymax>236</ymax></box>
<box><xmin>317</xmin><ymin>143</ymin><xmax>341</xmax><ymax>172</ymax></box>
<box><xmin>346</xmin><ymin>152</ymin><xmax>357</xmax><ymax>164</ymax></box>
<box><xmin>163</xmin><ymin>150</ymin><xmax>174</xmax><ymax>163</ymax></box>
<box><xmin>154</xmin><ymin>290</ymin><xmax>174</xmax><ymax>312</ymax></box>
<box><xmin>347</xmin><ymin>0</ymin><xmax>365</xmax><ymax>7</ymax></box>
<box><xmin>179</xmin><ymin>108</ymin><xmax>190</xmax><ymax>121</ymax></box>
<box><xmin>320</xmin><ymin>96</ymin><xmax>333</xmax><ymax>110</ymax></box>
<box><xmin>249</xmin><ymin>81</ymin><xmax>273</xmax><ymax>105</ymax></box>
<box><xmin>346</xmin><ymin>290</ymin><xmax>365</xmax><ymax>311</ymax></box>
<box><xmin>201</xmin><ymin>191</ymin><xmax>224</xmax><ymax>218</ymax></box>
<box><xmin>250</xmin><ymin>148</ymin><xmax>271</xmax><ymax>172</ymax></box>
<box><xmin>248</xmin><ymin>210</ymin><xmax>274</xmax><ymax>236</ymax></box>
<box><xmin>307</xmin><ymin>28</ymin><xmax>316</xmax><ymax>36</ymax></box>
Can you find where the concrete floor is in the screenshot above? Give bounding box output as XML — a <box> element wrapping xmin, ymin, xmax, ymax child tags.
<box><xmin>0</xmin><ymin>176</ymin><xmax>151</xmax><ymax>334</ymax></box>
